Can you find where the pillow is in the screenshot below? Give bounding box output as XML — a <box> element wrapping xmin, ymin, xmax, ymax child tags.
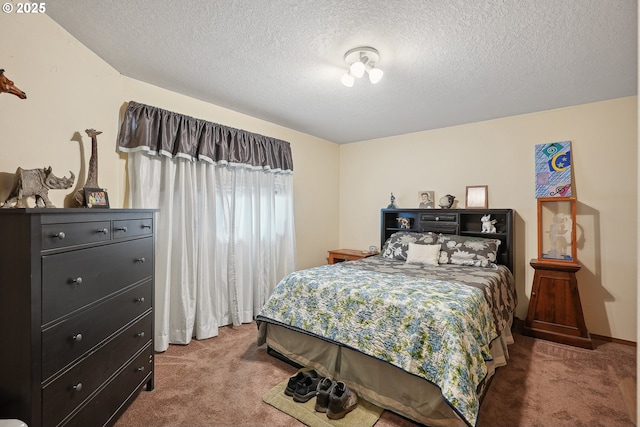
<box><xmin>406</xmin><ymin>243</ymin><xmax>441</xmax><ymax>266</ymax></box>
<box><xmin>437</xmin><ymin>234</ymin><xmax>501</xmax><ymax>268</ymax></box>
<box><xmin>381</xmin><ymin>231</ymin><xmax>437</xmax><ymax>260</ymax></box>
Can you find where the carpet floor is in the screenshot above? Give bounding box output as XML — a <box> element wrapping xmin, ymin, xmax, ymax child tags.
<box><xmin>114</xmin><ymin>321</ymin><xmax>636</xmax><ymax>427</ymax></box>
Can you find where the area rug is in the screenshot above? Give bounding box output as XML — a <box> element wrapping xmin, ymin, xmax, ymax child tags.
<box><xmin>262</xmin><ymin>379</ymin><xmax>383</xmax><ymax>427</ymax></box>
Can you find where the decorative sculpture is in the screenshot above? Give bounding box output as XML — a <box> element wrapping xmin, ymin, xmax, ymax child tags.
<box><xmin>73</xmin><ymin>129</ymin><xmax>103</xmax><ymax>207</ymax></box>
<box><xmin>481</xmin><ymin>214</ymin><xmax>497</xmax><ymax>233</ymax></box>
<box><xmin>438</xmin><ymin>194</ymin><xmax>455</xmax><ymax>209</ymax></box>
<box><xmin>0</xmin><ymin>69</ymin><xmax>27</xmax><ymax>99</ymax></box>
<box><xmin>387</xmin><ymin>193</ymin><xmax>397</xmax><ymax>209</ymax></box>
<box><xmin>1</xmin><ymin>166</ymin><xmax>74</xmax><ymax>208</ymax></box>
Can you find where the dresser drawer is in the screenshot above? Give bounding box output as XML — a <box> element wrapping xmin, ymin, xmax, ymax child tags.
<box><xmin>42</xmin><ymin>325</ymin><xmax>153</xmax><ymax>427</ymax></box>
<box><xmin>60</xmin><ymin>343</ymin><xmax>153</xmax><ymax>427</ymax></box>
<box><xmin>42</xmin><ymin>238</ymin><xmax>153</xmax><ymax>324</ymax></box>
<box><xmin>112</xmin><ymin>218</ymin><xmax>153</xmax><ymax>240</ymax></box>
<box><xmin>42</xmin><ymin>282</ymin><xmax>152</xmax><ymax>381</ymax></box>
<box><xmin>42</xmin><ymin>221</ymin><xmax>112</xmax><ymax>250</ymax></box>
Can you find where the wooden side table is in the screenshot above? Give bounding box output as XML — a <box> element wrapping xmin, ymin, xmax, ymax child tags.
<box><xmin>327</xmin><ymin>249</ymin><xmax>378</xmax><ymax>264</ymax></box>
<box><xmin>523</xmin><ymin>259</ymin><xmax>593</xmax><ymax>349</ymax></box>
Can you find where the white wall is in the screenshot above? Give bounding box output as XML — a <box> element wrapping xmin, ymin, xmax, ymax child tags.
<box><xmin>339</xmin><ymin>97</ymin><xmax>638</xmax><ymax>342</ymax></box>
<box><xmin>0</xmin><ymin>12</ymin><xmax>339</xmax><ymax>270</ymax></box>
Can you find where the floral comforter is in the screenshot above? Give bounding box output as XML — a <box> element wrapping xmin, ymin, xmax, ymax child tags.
<box><xmin>256</xmin><ymin>256</ymin><xmax>516</xmax><ymax>427</ymax></box>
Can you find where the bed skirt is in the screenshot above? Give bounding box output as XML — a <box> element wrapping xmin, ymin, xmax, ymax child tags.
<box><xmin>258</xmin><ymin>318</ymin><xmax>513</xmax><ymax>427</ymax></box>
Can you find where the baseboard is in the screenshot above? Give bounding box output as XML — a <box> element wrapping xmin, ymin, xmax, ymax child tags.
<box><xmin>513</xmin><ymin>317</ymin><xmax>636</xmax><ymax>347</ymax></box>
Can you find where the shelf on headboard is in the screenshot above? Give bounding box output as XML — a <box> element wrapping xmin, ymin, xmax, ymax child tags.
<box><xmin>381</xmin><ymin>208</ymin><xmax>515</xmax><ymax>276</ymax></box>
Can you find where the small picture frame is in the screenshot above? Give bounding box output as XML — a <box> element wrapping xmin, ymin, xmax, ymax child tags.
<box><xmin>418</xmin><ymin>190</ymin><xmax>435</xmax><ymax>208</ymax></box>
<box><xmin>84</xmin><ymin>187</ymin><xmax>110</xmax><ymax>208</ymax></box>
<box><xmin>465</xmin><ymin>185</ymin><xmax>488</xmax><ymax>209</ymax></box>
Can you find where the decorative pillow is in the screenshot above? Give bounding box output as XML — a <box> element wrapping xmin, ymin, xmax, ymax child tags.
<box><xmin>406</xmin><ymin>243</ymin><xmax>441</xmax><ymax>266</ymax></box>
<box><xmin>381</xmin><ymin>231</ymin><xmax>437</xmax><ymax>260</ymax></box>
<box><xmin>437</xmin><ymin>234</ymin><xmax>501</xmax><ymax>268</ymax></box>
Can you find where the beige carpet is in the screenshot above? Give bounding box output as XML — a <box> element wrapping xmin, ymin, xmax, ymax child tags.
<box><xmin>262</xmin><ymin>379</ymin><xmax>383</xmax><ymax>427</ymax></box>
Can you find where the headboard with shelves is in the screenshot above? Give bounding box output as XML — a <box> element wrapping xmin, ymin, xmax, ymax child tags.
<box><xmin>381</xmin><ymin>208</ymin><xmax>514</xmax><ymax>275</ymax></box>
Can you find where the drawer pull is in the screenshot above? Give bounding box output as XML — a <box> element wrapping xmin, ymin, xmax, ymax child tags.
<box><xmin>72</xmin><ymin>383</ymin><xmax>83</xmax><ymax>392</ymax></box>
<box><xmin>136</xmin><ymin>367</ymin><xmax>145</xmax><ymax>372</ymax></box>
<box><xmin>70</xmin><ymin>277</ymin><xmax>83</xmax><ymax>285</ymax></box>
<box><xmin>435</xmin><ymin>217</ymin><xmax>440</xmax><ymax>221</ymax></box>
<box><xmin>72</xmin><ymin>333</ymin><xmax>83</xmax><ymax>342</ymax></box>
<box><xmin>136</xmin><ymin>257</ymin><xmax>146</xmax><ymax>263</ymax></box>
<box><xmin>135</xmin><ymin>297</ymin><xmax>145</xmax><ymax>304</ymax></box>
<box><xmin>116</xmin><ymin>226</ymin><xmax>128</xmax><ymax>232</ymax></box>
<box><xmin>136</xmin><ymin>331</ymin><xmax>145</xmax><ymax>338</ymax></box>
<box><xmin>99</xmin><ymin>228</ymin><xmax>108</xmax><ymax>234</ymax></box>
<box><xmin>52</xmin><ymin>231</ymin><xmax>66</xmax><ymax>240</ymax></box>
<box><xmin>142</xmin><ymin>224</ymin><xmax>152</xmax><ymax>229</ymax></box>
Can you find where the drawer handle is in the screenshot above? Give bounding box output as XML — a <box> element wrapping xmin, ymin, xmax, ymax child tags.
<box><xmin>99</xmin><ymin>228</ymin><xmax>108</xmax><ymax>234</ymax></box>
<box><xmin>72</xmin><ymin>383</ymin><xmax>83</xmax><ymax>392</ymax></box>
<box><xmin>135</xmin><ymin>297</ymin><xmax>145</xmax><ymax>304</ymax></box>
<box><xmin>136</xmin><ymin>257</ymin><xmax>146</xmax><ymax>263</ymax></box>
<box><xmin>136</xmin><ymin>331</ymin><xmax>145</xmax><ymax>338</ymax></box>
<box><xmin>435</xmin><ymin>217</ymin><xmax>440</xmax><ymax>221</ymax></box>
<box><xmin>52</xmin><ymin>231</ymin><xmax>66</xmax><ymax>240</ymax></box>
<box><xmin>142</xmin><ymin>224</ymin><xmax>152</xmax><ymax>229</ymax></box>
<box><xmin>116</xmin><ymin>226</ymin><xmax>128</xmax><ymax>232</ymax></box>
<box><xmin>136</xmin><ymin>367</ymin><xmax>145</xmax><ymax>372</ymax></box>
<box><xmin>72</xmin><ymin>333</ymin><xmax>83</xmax><ymax>342</ymax></box>
<box><xmin>70</xmin><ymin>277</ymin><xmax>83</xmax><ymax>285</ymax></box>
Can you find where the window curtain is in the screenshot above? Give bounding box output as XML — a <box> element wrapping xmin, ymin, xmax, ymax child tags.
<box><xmin>117</xmin><ymin>101</ymin><xmax>296</xmax><ymax>352</ymax></box>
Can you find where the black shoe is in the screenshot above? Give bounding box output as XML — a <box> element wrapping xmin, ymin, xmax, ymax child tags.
<box><xmin>327</xmin><ymin>381</ymin><xmax>358</xmax><ymax>420</ymax></box>
<box><xmin>293</xmin><ymin>375</ymin><xmax>323</xmax><ymax>403</ymax></box>
<box><xmin>314</xmin><ymin>377</ymin><xmax>335</xmax><ymax>412</ymax></box>
<box><xmin>284</xmin><ymin>368</ymin><xmax>317</xmax><ymax>396</ymax></box>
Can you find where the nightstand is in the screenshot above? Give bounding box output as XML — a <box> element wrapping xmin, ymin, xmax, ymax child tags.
<box><xmin>327</xmin><ymin>249</ymin><xmax>378</xmax><ymax>264</ymax></box>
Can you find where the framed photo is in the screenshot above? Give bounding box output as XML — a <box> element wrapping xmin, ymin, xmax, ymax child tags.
<box><xmin>417</xmin><ymin>190</ymin><xmax>435</xmax><ymax>208</ymax></box>
<box><xmin>84</xmin><ymin>187</ymin><xmax>110</xmax><ymax>208</ymax></box>
<box><xmin>465</xmin><ymin>185</ymin><xmax>488</xmax><ymax>209</ymax></box>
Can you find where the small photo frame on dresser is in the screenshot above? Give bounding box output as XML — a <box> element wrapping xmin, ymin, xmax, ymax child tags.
<box><xmin>465</xmin><ymin>185</ymin><xmax>488</xmax><ymax>209</ymax></box>
<box><xmin>84</xmin><ymin>187</ymin><xmax>110</xmax><ymax>208</ymax></box>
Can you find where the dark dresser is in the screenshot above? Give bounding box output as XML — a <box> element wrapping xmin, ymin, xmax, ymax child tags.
<box><xmin>0</xmin><ymin>209</ymin><xmax>157</xmax><ymax>427</ymax></box>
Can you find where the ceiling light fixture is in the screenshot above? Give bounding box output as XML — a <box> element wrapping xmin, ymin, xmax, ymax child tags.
<box><xmin>341</xmin><ymin>46</ymin><xmax>383</xmax><ymax>87</ymax></box>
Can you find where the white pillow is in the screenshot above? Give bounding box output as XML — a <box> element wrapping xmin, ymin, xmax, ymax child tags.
<box><xmin>406</xmin><ymin>243</ymin><xmax>441</xmax><ymax>266</ymax></box>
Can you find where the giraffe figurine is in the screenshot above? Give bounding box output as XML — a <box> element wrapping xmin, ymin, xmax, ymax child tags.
<box><xmin>0</xmin><ymin>69</ymin><xmax>27</xmax><ymax>99</ymax></box>
<box><xmin>73</xmin><ymin>129</ymin><xmax>103</xmax><ymax>207</ymax></box>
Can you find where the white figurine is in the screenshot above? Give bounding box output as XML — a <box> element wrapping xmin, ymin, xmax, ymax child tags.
<box><xmin>547</xmin><ymin>213</ymin><xmax>572</xmax><ymax>258</ymax></box>
<box><xmin>481</xmin><ymin>214</ymin><xmax>497</xmax><ymax>233</ymax></box>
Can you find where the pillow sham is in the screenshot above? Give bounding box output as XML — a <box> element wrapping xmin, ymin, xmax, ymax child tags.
<box><xmin>437</xmin><ymin>234</ymin><xmax>501</xmax><ymax>268</ymax></box>
<box><xmin>381</xmin><ymin>231</ymin><xmax>437</xmax><ymax>260</ymax></box>
<box><xmin>406</xmin><ymin>243</ymin><xmax>440</xmax><ymax>266</ymax></box>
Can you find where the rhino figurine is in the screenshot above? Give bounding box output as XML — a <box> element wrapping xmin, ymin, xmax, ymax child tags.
<box><xmin>1</xmin><ymin>166</ymin><xmax>75</xmax><ymax>208</ymax></box>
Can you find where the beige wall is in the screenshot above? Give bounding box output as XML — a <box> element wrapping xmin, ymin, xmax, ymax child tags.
<box><xmin>1</xmin><ymin>12</ymin><xmax>636</xmax><ymax>342</ymax></box>
<box><xmin>339</xmin><ymin>97</ymin><xmax>638</xmax><ymax>342</ymax></box>
<box><xmin>0</xmin><ymin>12</ymin><xmax>339</xmax><ymax>270</ymax></box>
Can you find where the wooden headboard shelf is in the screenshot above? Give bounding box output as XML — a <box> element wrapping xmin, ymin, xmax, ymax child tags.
<box><xmin>381</xmin><ymin>208</ymin><xmax>515</xmax><ymax>275</ymax></box>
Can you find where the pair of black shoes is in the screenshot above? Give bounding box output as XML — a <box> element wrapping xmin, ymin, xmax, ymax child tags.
<box><xmin>284</xmin><ymin>369</ymin><xmax>358</xmax><ymax>420</ymax></box>
<box><xmin>284</xmin><ymin>368</ymin><xmax>321</xmax><ymax>403</ymax></box>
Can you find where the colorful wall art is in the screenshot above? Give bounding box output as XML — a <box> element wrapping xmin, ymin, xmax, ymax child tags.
<box><xmin>535</xmin><ymin>141</ymin><xmax>572</xmax><ymax>198</ymax></box>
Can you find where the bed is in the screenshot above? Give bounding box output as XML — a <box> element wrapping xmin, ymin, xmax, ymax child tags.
<box><xmin>257</xmin><ymin>209</ymin><xmax>517</xmax><ymax>427</ymax></box>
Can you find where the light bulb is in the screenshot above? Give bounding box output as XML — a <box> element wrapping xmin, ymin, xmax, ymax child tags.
<box><xmin>368</xmin><ymin>67</ymin><xmax>383</xmax><ymax>84</ymax></box>
<box><xmin>341</xmin><ymin>72</ymin><xmax>355</xmax><ymax>87</ymax></box>
<box><xmin>349</xmin><ymin>61</ymin><xmax>366</xmax><ymax>78</ymax></box>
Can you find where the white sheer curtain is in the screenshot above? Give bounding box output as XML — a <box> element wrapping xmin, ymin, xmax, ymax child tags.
<box><xmin>125</xmin><ymin>146</ymin><xmax>296</xmax><ymax>352</ymax></box>
<box><xmin>117</xmin><ymin>101</ymin><xmax>297</xmax><ymax>351</ymax></box>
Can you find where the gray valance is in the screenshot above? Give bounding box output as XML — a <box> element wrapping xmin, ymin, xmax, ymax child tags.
<box><xmin>117</xmin><ymin>101</ymin><xmax>293</xmax><ymax>173</ymax></box>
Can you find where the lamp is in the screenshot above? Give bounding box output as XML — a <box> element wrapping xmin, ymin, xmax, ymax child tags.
<box><xmin>341</xmin><ymin>46</ymin><xmax>383</xmax><ymax>87</ymax></box>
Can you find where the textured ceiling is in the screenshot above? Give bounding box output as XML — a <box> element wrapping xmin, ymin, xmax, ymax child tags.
<box><xmin>45</xmin><ymin>0</ymin><xmax>637</xmax><ymax>144</ymax></box>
